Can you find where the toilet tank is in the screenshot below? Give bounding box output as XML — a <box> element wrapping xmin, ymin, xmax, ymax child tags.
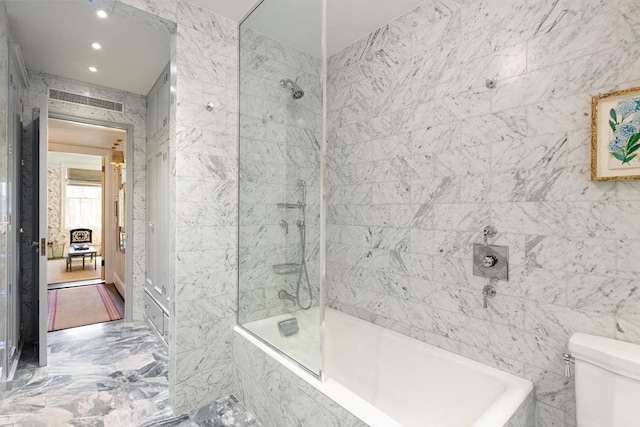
<box><xmin>568</xmin><ymin>333</ymin><xmax>640</xmax><ymax>427</ymax></box>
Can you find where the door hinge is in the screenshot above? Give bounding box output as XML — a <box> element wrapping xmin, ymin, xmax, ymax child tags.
<box><xmin>21</xmin><ymin>159</ymin><xmax>25</xmax><ymax>167</ymax></box>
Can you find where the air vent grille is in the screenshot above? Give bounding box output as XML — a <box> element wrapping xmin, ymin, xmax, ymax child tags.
<box><xmin>49</xmin><ymin>89</ymin><xmax>124</xmax><ymax>113</ymax></box>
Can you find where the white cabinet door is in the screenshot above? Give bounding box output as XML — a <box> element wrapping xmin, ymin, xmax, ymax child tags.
<box><xmin>145</xmin><ymin>145</ymin><xmax>170</xmax><ymax>310</ymax></box>
<box><xmin>145</xmin><ymin>155</ymin><xmax>156</xmax><ymax>292</ymax></box>
<box><xmin>157</xmin><ymin>68</ymin><xmax>170</xmax><ymax>134</ymax></box>
<box><xmin>153</xmin><ymin>149</ymin><xmax>166</xmax><ymax>301</ymax></box>
<box><xmin>147</xmin><ymin>88</ymin><xmax>158</xmax><ymax>141</ymax></box>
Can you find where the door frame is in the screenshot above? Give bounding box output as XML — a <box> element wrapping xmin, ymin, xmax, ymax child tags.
<box><xmin>42</xmin><ymin>113</ymin><xmax>135</xmax><ymax>329</ymax></box>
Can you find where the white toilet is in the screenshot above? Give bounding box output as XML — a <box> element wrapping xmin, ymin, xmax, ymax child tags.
<box><xmin>568</xmin><ymin>333</ymin><xmax>640</xmax><ymax>427</ymax></box>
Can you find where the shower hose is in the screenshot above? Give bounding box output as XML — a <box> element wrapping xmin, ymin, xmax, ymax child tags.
<box><xmin>296</xmin><ymin>205</ymin><xmax>313</xmax><ymax>310</ymax></box>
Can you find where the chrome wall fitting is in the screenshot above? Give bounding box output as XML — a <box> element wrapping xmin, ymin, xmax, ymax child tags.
<box><xmin>563</xmin><ymin>353</ymin><xmax>575</xmax><ymax>377</ymax></box>
<box><xmin>279</xmin><ymin>219</ymin><xmax>289</xmax><ymax>234</ymax></box>
<box><xmin>485</xmin><ymin>78</ymin><xmax>497</xmax><ymax>89</ymax></box>
<box><xmin>473</xmin><ymin>243</ymin><xmax>509</xmax><ymax>280</ymax></box>
<box><xmin>483</xmin><ymin>225</ymin><xmax>497</xmax><ymax>245</ymax></box>
<box><xmin>475</xmin><ymin>225</ymin><xmax>508</xmax><ymax>280</ymax></box>
<box><xmin>278</xmin><ymin>289</ymin><xmax>296</xmax><ymax>302</ymax></box>
<box><xmin>205</xmin><ymin>102</ymin><xmax>214</xmax><ymax>111</ymax></box>
<box><xmin>482</xmin><ymin>285</ymin><xmax>496</xmax><ymax>309</ymax></box>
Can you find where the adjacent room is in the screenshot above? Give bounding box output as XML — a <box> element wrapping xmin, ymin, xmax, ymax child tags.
<box><xmin>45</xmin><ymin>119</ymin><xmax>126</xmax><ymax>332</ymax></box>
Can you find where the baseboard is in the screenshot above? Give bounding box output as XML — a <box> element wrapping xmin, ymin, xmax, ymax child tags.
<box><xmin>6</xmin><ymin>342</ymin><xmax>24</xmax><ymax>390</ymax></box>
<box><xmin>113</xmin><ymin>271</ymin><xmax>125</xmax><ymax>297</ymax></box>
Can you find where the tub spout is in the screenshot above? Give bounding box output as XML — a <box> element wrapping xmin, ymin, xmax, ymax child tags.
<box><xmin>278</xmin><ymin>289</ymin><xmax>296</xmax><ymax>303</ymax></box>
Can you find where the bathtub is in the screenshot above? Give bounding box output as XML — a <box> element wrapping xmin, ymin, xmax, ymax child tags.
<box><xmin>235</xmin><ymin>307</ymin><xmax>533</xmax><ymax>427</ymax></box>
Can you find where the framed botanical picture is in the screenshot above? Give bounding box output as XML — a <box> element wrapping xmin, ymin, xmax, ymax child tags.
<box><xmin>592</xmin><ymin>86</ymin><xmax>640</xmax><ymax>181</ymax></box>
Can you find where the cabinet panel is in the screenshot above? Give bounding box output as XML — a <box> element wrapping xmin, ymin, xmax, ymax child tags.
<box><xmin>147</xmin><ymin>63</ymin><xmax>170</xmax><ymax>143</ymax></box>
<box><xmin>145</xmin><ymin>62</ymin><xmax>171</xmax><ymax>341</ymax></box>
<box><xmin>157</xmin><ymin>69</ymin><xmax>170</xmax><ymax>132</ymax></box>
<box><xmin>147</xmin><ymin>89</ymin><xmax>158</xmax><ymax>140</ymax></box>
<box><xmin>145</xmin><ymin>155</ymin><xmax>156</xmax><ymax>291</ymax></box>
<box><xmin>144</xmin><ymin>292</ymin><xmax>164</xmax><ymax>335</ymax></box>
<box><xmin>145</xmin><ymin>144</ymin><xmax>169</xmax><ymax>311</ymax></box>
<box><xmin>153</xmin><ymin>149</ymin><xmax>166</xmax><ymax>302</ymax></box>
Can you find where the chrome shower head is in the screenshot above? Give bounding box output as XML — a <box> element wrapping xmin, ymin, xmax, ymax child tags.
<box><xmin>280</xmin><ymin>78</ymin><xmax>304</xmax><ymax>100</ymax></box>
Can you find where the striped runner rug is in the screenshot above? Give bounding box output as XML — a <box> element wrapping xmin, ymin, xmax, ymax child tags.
<box><xmin>47</xmin><ymin>283</ymin><xmax>123</xmax><ymax>332</ymax></box>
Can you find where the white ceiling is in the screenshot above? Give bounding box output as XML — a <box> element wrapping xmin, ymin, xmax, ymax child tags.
<box><xmin>5</xmin><ymin>1</ymin><xmax>170</xmax><ymax>95</ymax></box>
<box><xmin>195</xmin><ymin>0</ymin><xmax>426</xmax><ymax>56</ymax></box>
<box><xmin>49</xmin><ymin>119</ymin><xmax>127</xmax><ymax>151</ymax></box>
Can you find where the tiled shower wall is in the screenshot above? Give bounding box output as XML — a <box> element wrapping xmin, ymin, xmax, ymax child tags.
<box><xmin>326</xmin><ymin>0</ymin><xmax>640</xmax><ymax>425</ymax></box>
<box><xmin>238</xmin><ymin>28</ymin><xmax>322</xmax><ymax>324</ymax></box>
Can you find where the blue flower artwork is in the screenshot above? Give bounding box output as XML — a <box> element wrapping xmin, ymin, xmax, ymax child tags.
<box><xmin>608</xmin><ymin>96</ymin><xmax>640</xmax><ymax>165</ymax></box>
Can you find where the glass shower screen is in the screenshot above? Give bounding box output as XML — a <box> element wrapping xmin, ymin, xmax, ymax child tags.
<box><xmin>237</xmin><ymin>0</ymin><xmax>324</xmax><ymax>375</ymax></box>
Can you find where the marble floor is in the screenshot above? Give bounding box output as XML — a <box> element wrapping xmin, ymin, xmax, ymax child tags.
<box><xmin>0</xmin><ymin>321</ymin><xmax>260</xmax><ymax>427</ymax></box>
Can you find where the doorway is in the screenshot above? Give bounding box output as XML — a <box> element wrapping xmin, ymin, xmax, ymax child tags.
<box><xmin>44</xmin><ymin>119</ymin><xmax>127</xmax><ymax>333</ymax></box>
<box><xmin>46</xmin><ymin>151</ymin><xmax>104</xmax><ymax>287</ymax></box>
<box><xmin>5</xmin><ymin>0</ymin><xmax>170</xmax><ymax>370</ymax></box>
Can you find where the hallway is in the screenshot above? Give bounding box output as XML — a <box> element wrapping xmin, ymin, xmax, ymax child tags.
<box><xmin>1</xmin><ymin>322</ymin><xmax>260</xmax><ymax>426</ymax></box>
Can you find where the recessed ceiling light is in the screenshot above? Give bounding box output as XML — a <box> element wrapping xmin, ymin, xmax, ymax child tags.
<box><xmin>91</xmin><ymin>42</ymin><xmax>102</xmax><ymax>50</ymax></box>
<box><xmin>96</xmin><ymin>9</ymin><xmax>108</xmax><ymax>19</ymax></box>
<box><xmin>88</xmin><ymin>66</ymin><xmax>98</xmax><ymax>73</ymax></box>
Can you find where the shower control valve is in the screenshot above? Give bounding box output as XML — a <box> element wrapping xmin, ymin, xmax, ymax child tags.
<box><xmin>483</xmin><ymin>255</ymin><xmax>497</xmax><ymax>268</ymax></box>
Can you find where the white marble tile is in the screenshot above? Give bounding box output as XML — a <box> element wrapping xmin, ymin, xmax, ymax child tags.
<box><xmin>492</xmin><ymin>202</ymin><xmax>567</xmax><ymax>235</ymax></box>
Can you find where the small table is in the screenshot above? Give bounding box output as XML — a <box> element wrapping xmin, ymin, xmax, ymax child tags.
<box><xmin>66</xmin><ymin>245</ymin><xmax>97</xmax><ymax>272</ymax></box>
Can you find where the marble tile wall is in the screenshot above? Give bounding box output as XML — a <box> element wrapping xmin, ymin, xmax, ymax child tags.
<box><xmin>98</xmin><ymin>0</ymin><xmax>241</xmax><ymax>415</ymax></box>
<box><xmin>22</xmin><ymin>70</ymin><xmax>147</xmax><ymax>332</ymax></box>
<box><xmin>238</xmin><ymin>28</ymin><xmax>322</xmax><ymax>324</ymax></box>
<box><xmin>0</xmin><ymin>0</ymin><xmax>11</xmax><ymax>398</ymax></box>
<box><xmin>325</xmin><ymin>0</ymin><xmax>640</xmax><ymax>425</ymax></box>
<box><xmin>169</xmin><ymin>0</ymin><xmax>239</xmax><ymax>414</ymax></box>
<box><xmin>233</xmin><ymin>331</ymin><xmax>367</xmax><ymax>427</ymax></box>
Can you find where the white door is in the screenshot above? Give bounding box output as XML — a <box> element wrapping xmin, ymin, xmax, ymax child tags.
<box><xmin>38</xmin><ymin>94</ymin><xmax>48</xmax><ymax>367</ymax></box>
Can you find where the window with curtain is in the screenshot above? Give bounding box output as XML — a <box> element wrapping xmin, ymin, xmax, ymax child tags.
<box><xmin>64</xmin><ymin>167</ymin><xmax>102</xmax><ymax>229</ymax></box>
<box><xmin>65</xmin><ymin>185</ymin><xmax>101</xmax><ymax>228</ymax></box>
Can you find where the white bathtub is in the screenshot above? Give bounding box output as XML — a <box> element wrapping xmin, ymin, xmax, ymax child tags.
<box><xmin>236</xmin><ymin>307</ymin><xmax>533</xmax><ymax>427</ymax></box>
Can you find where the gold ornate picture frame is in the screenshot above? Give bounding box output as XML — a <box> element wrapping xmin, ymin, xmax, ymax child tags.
<box><xmin>592</xmin><ymin>85</ymin><xmax>640</xmax><ymax>181</ymax></box>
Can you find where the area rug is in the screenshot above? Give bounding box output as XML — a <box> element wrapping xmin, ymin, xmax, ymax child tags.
<box><xmin>47</xmin><ymin>257</ymin><xmax>102</xmax><ymax>285</ymax></box>
<box><xmin>47</xmin><ymin>283</ymin><xmax>123</xmax><ymax>332</ymax></box>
